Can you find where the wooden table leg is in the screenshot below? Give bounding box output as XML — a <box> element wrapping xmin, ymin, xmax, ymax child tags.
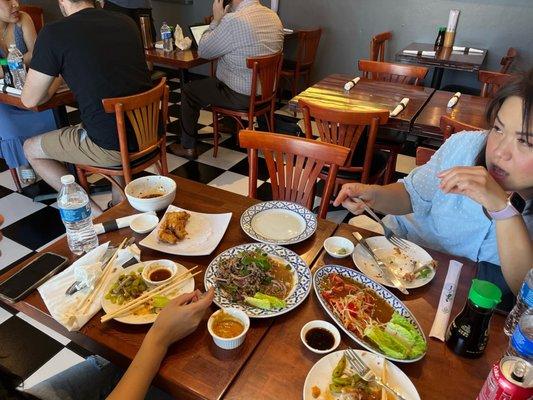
<box><xmin>431</xmin><ymin>67</ymin><xmax>445</xmax><ymax>89</ymax></box>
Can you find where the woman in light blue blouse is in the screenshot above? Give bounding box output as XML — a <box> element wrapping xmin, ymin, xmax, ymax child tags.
<box><xmin>334</xmin><ymin>69</ymin><xmax>533</xmax><ymax>293</ymax></box>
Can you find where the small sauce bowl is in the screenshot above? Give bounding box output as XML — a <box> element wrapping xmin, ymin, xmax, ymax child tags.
<box><xmin>130</xmin><ymin>213</ymin><xmax>159</xmax><ymax>234</ymax></box>
<box><xmin>324</xmin><ymin>236</ymin><xmax>355</xmax><ymax>258</ymax></box>
<box><xmin>141</xmin><ymin>259</ymin><xmax>177</xmax><ymax>287</ymax></box>
<box><xmin>207</xmin><ymin>308</ymin><xmax>250</xmax><ymax>350</ymax></box>
<box><xmin>300</xmin><ymin>320</ymin><xmax>341</xmax><ymax>354</ymax></box>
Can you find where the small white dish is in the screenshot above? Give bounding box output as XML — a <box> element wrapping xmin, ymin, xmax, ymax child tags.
<box><xmin>125</xmin><ymin>175</ymin><xmax>176</xmax><ymax>212</ymax></box>
<box><xmin>300</xmin><ymin>320</ymin><xmax>341</xmax><ymax>354</ymax></box>
<box><xmin>207</xmin><ymin>308</ymin><xmax>250</xmax><ymax>350</ymax></box>
<box><xmin>130</xmin><ymin>214</ymin><xmax>159</xmax><ymax>234</ymax></box>
<box><xmin>323</xmin><ymin>236</ymin><xmax>354</xmax><ymax>258</ymax></box>
<box><xmin>141</xmin><ymin>259</ymin><xmax>177</xmax><ymax>287</ymax></box>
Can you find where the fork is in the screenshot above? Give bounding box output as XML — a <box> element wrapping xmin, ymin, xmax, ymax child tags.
<box><xmin>354</xmin><ymin>198</ymin><xmax>410</xmax><ymax>250</ymax></box>
<box><xmin>345</xmin><ymin>348</ymin><xmax>408</xmax><ymax>400</ymax></box>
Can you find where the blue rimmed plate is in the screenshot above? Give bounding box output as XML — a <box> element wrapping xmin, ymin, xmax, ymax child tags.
<box><xmin>204</xmin><ymin>243</ymin><xmax>311</xmax><ymax>318</ymax></box>
<box><xmin>313</xmin><ymin>265</ymin><xmax>427</xmax><ymax>363</ymax></box>
<box><xmin>240</xmin><ymin>201</ymin><xmax>317</xmax><ymax>245</ymax></box>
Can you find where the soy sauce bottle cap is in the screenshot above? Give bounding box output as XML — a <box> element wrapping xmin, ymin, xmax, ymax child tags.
<box><xmin>468</xmin><ymin>279</ymin><xmax>502</xmax><ymax>309</ymax></box>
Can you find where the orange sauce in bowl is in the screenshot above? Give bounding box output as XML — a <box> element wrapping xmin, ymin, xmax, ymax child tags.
<box><xmin>212</xmin><ymin>312</ymin><xmax>245</xmax><ymax>338</ymax></box>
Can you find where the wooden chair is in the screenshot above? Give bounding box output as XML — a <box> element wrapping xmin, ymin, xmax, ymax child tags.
<box><xmin>280</xmin><ymin>28</ymin><xmax>322</xmax><ymax>98</ymax></box>
<box><xmin>211</xmin><ymin>52</ymin><xmax>283</xmax><ymax>157</ymax></box>
<box><xmin>479</xmin><ymin>70</ymin><xmax>513</xmax><ymax>98</ymax></box>
<box><xmin>20</xmin><ymin>5</ymin><xmax>44</xmax><ymax>33</ymax></box>
<box><xmin>75</xmin><ymin>78</ymin><xmax>169</xmax><ymax>198</ymax></box>
<box><xmin>416</xmin><ymin>116</ymin><xmax>484</xmax><ymax>165</ymax></box>
<box><xmin>500</xmin><ymin>47</ymin><xmax>518</xmax><ymax>74</ymax></box>
<box><xmin>299</xmin><ymin>99</ymin><xmax>389</xmax><ymax>190</ymax></box>
<box><xmin>370</xmin><ymin>31</ymin><xmax>392</xmax><ymax>62</ymax></box>
<box><xmin>239</xmin><ymin>129</ymin><xmax>350</xmax><ymax>219</ymax></box>
<box><xmin>203</xmin><ymin>15</ymin><xmax>217</xmax><ymax>77</ymax></box>
<box><xmin>358</xmin><ymin>59</ymin><xmax>428</xmax><ymax>86</ymax></box>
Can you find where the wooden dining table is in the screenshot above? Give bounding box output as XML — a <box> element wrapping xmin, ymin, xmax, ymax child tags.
<box><xmin>395</xmin><ymin>42</ymin><xmax>488</xmax><ymax>89</ymax></box>
<box><xmin>288</xmin><ymin>74</ymin><xmax>435</xmax><ymax>133</ymax></box>
<box><xmin>224</xmin><ymin>223</ymin><xmax>508</xmax><ymax>400</ymax></box>
<box><xmin>0</xmin><ymin>88</ymin><xmax>75</xmax><ymax>115</ymax></box>
<box><xmin>412</xmin><ymin>90</ymin><xmax>491</xmax><ymax>140</ymax></box>
<box><xmin>0</xmin><ymin>175</ymin><xmax>336</xmax><ymax>400</ymax></box>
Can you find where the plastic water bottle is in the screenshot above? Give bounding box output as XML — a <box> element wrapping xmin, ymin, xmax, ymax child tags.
<box><xmin>7</xmin><ymin>44</ymin><xmax>26</xmax><ymax>90</ymax></box>
<box><xmin>57</xmin><ymin>175</ymin><xmax>98</xmax><ymax>255</ymax></box>
<box><xmin>504</xmin><ymin>269</ymin><xmax>533</xmax><ymax>336</ymax></box>
<box><xmin>506</xmin><ymin>308</ymin><xmax>533</xmax><ymax>363</ymax></box>
<box><xmin>161</xmin><ymin>21</ymin><xmax>173</xmax><ymax>52</ymax></box>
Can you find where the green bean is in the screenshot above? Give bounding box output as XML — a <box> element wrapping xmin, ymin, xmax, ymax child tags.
<box><xmin>332</xmin><ymin>355</ymin><xmax>346</xmax><ymax>378</ymax></box>
<box><xmin>329</xmin><ymin>383</ymin><xmax>343</xmax><ymax>394</ymax></box>
<box><xmin>332</xmin><ymin>377</ymin><xmax>353</xmax><ymax>386</ymax></box>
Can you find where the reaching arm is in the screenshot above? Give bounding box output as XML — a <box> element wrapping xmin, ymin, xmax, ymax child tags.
<box><xmin>21</xmin><ymin>68</ymin><xmax>59</xmax><ymax>108</ymax></box>
<box><xmin>106</xmin><ymin>289</ymin><xmax>214</xmax><ymax>400</ymax></box>
<box><xmin>198</xmin><ymin>1</ymin><xmax>235</xmax><ymax>60</ymax></box>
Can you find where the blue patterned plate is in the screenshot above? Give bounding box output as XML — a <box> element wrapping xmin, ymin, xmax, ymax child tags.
<box><xmin>240</xmin><ymin>201</ymin><xmax>317</xmax><ymax>245</ymax></box>
<box><xmin>204</xmin><ymin>243</ymin><xmax>311</xmax><ymax>318</ymax></box>
<box><xmin>313</xmin><ymin>265</ymin><xmax>427</xmax><ymax>363</ymax></box>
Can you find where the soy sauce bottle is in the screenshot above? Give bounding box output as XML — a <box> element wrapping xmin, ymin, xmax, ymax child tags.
<box><xmin>434</xmin><ymin>27</ymin><xmax>446</xmax><ymax>50</ymax></box>
<box><xmin>446</xmin><ymin>279</ymin><xmax>502</xmax><ymax>358</ymax></box>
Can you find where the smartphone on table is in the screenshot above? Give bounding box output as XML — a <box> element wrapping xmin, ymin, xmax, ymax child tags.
<box><xmin>0</xmin><ymin>252</ymin><xmax>69</xmax><ymax>303</ymax></box>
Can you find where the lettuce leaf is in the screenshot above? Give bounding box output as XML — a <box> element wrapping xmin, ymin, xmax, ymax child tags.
<box><xmin>254</xmin><ymin>293</ymin><xmax>286</xmax><ymax>308</ymax></box>
<box><xmin>245</xmin><ymin>296</ymin><xmax>271</xmax><ymax>309</ymax></box>
<box><xmin>364</xmin><ymin>312</ymin><xmax>426</xmax><ymax>359</ymax></box>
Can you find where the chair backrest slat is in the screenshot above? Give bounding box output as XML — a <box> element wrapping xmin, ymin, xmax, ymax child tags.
<box><xmin>500</xmin><ymin>47</ymin><xmax>518</xmax><ymax>74</ymax></box>
<box><xmin>370</xmin><ymin>31</ymin><xmax>392</xmax><ymax>62</ymax></box>
<box><xmin>239</xmin><ymin>130</ymin><xmax>350</xmax><ymax>219</ymax></box>
<box><xmin>479</xmin><ymin>70</ymin><xmax>513</xmax><ymax>98</ymax></box>
<box><xmin>359</xmin><ymin>59</ymin><xmax>428</xmax><ymax>86</ymax></box>
<box><xmin>102</xmin><ymin>78</ymin><xmax>169</xmax><ymax>154</ymax></box>
<box><xmin>295</xmin><ymin>28</ymin><xmax>322</xmax><ymax>69</ymax></box>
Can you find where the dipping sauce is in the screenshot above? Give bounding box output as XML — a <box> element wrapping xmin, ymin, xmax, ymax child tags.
<box><xmin>139</xmin><ymin>192</ymin><xmax>163</xmax><ymax>199</ymax></box>
<box><xmin>212</xmin><ymin>312</ymin><xmax>245</xmax><ymax>338</ymax></box>
<box><xmin>305</xmin><ymin>327</ymin><xmax>335</xmax><ymax>350</ymax></box>
<box><xmin>149</xmin><ymin>268</ymin><xmax>172</xmax><ymax>282</ymax></box>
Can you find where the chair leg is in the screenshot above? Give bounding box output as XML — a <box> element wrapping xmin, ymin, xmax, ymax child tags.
<box><xmin>212</xmin><ymin>111</ymin><xmax>220</xmax><ymax>158</ymax></box>
<box><xmin>383</xmin><ymin>151</ymin><xmax>398</xmax><ymax>185</ymax></box>
<box><xmin>10</xmin><ymin>168</ymin><xmax>22</xmax><ymax>192</ymax></box>
<box><xmin>75</xmin><ymin>166</ymin><xmax>90</xmax><ymax>194</ymax></box>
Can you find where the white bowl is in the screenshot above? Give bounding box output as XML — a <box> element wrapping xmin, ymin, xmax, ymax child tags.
<box><xmin>125</xmin><ymin>176</ymin><xmax>176</xmax><ymax>212</ymax></box>
<box><xmin>207</xmin><ymin>308</ymin><xmax>250</xmax><ymax>350</ymax></box>
<box><xmin>324</xmin><ymin>236</ymin><xmax>355</xmax><ymax>258</ymax></box>
<box><xmin>300</xmin><ymin>320</ymin><xmax>341</xmax><ymax>354</ymax></box>
<box><xmin>130</xmin><ymin>213</ymin><xmax>159</xmax><ymax>234</ymax></box>
<box><xmin>141</xmin><ymin>259</ymin><xmax>177</xmax><ymax>287</ymax></box>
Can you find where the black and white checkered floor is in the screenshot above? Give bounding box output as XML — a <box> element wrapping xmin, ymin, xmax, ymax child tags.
<box><xmin>0</xmin><ymin>75</ymin><xmax>416</xmax><ymax>390</ymax></box>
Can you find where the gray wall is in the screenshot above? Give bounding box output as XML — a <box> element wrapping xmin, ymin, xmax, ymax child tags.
<box><xmin>25</xmin><ymin>0</ymin><xmax>533</xmax><ymax>88</ymax></box>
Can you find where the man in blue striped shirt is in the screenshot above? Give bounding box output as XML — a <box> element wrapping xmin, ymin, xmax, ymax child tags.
<box><xmin>169</xmin><ymin>0</ymin><xmax>283</xmax><ymax>160</ymax></box>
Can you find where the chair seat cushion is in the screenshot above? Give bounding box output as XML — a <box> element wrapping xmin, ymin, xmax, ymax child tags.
<box><xmin>98</xmin><ymin>148</ymin><xmax>161</xmax><ymax>170</ymax></box>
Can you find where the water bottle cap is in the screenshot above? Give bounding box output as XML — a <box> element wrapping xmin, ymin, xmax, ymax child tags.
<box><xmin>8</xmin><ymin>44</ymin><xmax>16</xmax><ymax>49</ymax></box>
<box><xmin>468</xmin><ymin>279</ymin><xmax>502</xmax><ymax>309</ymax></box>
<box><xmin>61</xmin><ymin>175</ymin><xmax>75</xmax><ymax>185</ymax></box>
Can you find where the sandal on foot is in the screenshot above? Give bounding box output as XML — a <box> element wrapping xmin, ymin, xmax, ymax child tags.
<box><xmin>19</xmin><ymin>166</ymin><xmax>37</xmax><ymax>185</ymax></box>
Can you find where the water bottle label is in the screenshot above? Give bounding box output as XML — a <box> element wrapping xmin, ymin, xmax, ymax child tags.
<box><xmin>162</xmin><ymin>32</ymin><xmax>172</xmax><ymax>40</ymax></box>
<box><xmin>519</xmin><ymin>282</ymin><xmax>533</xmax><ymax>308</ymax></box>
<box><xmin>7</xmin><ymin>60</ymin><xmax>23</xmax><ymax>70</ymax></box>
<box><xmin>511</xmin><ymin>324</ymin><xmax>533</xmax><ymax>358</ymax></box>
<box><xmin>60</xmin><ymin>204</ymin><xmax>91</xmax><ymax>223</ymax></box>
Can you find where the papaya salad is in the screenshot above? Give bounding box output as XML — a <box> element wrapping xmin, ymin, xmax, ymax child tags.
<box><xmin>320</xmin><ymin>273</ymin><xmax>426</xmax><ymax>360</ymax></box>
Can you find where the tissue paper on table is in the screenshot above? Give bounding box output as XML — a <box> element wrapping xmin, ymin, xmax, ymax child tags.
<box><xmin>38</xmin><ymin>242</ymin><xmax>141</xmax><ymax>331</ymax></box>
<box><xmin>176</xmin><ymin>37</ymin><xmax>192</xmax><ymax>51</ymax></box>
<box><xmin>429</xmin><ymin>260</ymin><xmax>463</xmax><ymax>341</ymax></box>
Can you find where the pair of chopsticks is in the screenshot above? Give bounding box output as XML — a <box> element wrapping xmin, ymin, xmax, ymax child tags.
<box><xmin>75</xmin><ymin>237</ymin><xmax>129</xmax><ymax>315</ymax></box>
<box><xmin>100</xmin><ymin>265</ymin><xmax>201</xmax><ymax>323</ymax></box>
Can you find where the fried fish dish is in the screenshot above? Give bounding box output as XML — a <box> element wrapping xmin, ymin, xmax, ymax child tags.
<box><xmin>158</xmin><ymin>211</ymin><xmax>190</xmax><ymax>244</ymax></box>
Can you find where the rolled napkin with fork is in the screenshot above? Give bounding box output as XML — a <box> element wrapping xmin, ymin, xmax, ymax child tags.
<box><xmin>402</xmin><ymin>50</ymin><xmax>436</xmax><ymax>57</ymax></box>
<box><xmin>94</xmin><ymin>211</ymin><xmax>156</xmax><ymax>235</ymax></box>
<box><xmin>447</xmin><ymin>92</ymin><xmax>461</xmax><ymax>108</ymax></box>
<box><xmin>452</xmin><ymin>46</ymin><xmax>484</xmax><ymax>54</ymax></box>
<box><xmin>344</xmin><ymin>76</ymin><xmax>360</xmax><ymax>91</ymax></box>
<box><xmin>389</xmin><ymin>98</ymin><xmax>409</xmax><ymax>117</ymax></box>
<box><xmin>429</xmin><ymin>260</ymin><xmax>463</xmax><ymax>341</ymax></box>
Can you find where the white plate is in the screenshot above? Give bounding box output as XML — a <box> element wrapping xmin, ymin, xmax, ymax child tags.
<box><xmin>240</xmin><ymin>201</ymin><xmax>317</xmax><ymax>245</ymax></box>
<box><xmin>101</xmin><ymin>261</ymin><xmax>194</xmax><ymax>324</ymax></box>
<box><xmin>352</xmin><ymin>236</ymin><xmax>436</xmax><ymax>289</ymax></box>
<box><xmin>204</xmin><ymin>243</ymin><xmax>311</xmax><ymax>318</ymax></box>
<box><xmin>303</xmin><ymin>350</ymin><xmax>420</xmax><ymax>400</ymax></box>
<box><xmin>139</xmin><ymin>205</ymin><xmax>232</xmax><ymax>256</ymax></box>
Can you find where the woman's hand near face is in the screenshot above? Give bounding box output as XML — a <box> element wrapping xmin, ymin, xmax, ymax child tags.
<box><xmin>438</xmin><ymin>166</ymin><xmax>509</xmax><ymax>212</ymax></box>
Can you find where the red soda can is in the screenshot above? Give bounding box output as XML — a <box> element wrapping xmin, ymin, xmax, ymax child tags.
<box><xmin>477</xmin><ymin>356</ymin><xmax>533</xmax><ymax>400</ymax></box>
